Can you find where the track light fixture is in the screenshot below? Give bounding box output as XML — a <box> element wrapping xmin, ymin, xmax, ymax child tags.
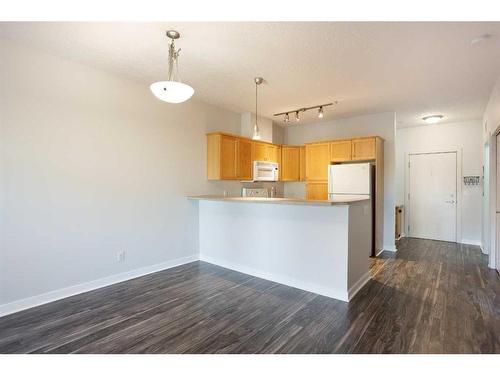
<box><xmin>274</xmin><ymin>102</ymin><xmax>336</xmax><ymax>123</ymax></box>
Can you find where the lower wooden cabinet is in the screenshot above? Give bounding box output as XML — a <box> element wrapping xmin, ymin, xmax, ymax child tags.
<box><xmin>306</xmin><ymin>183</ymin><xmax>328</xmax><ymax>200</ymax></box>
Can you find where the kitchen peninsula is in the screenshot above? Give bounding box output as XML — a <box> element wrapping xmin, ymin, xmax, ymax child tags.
<box><xmin>189</xmin><ymin>195</ymin><xmax>372</xmax><ymax>301</ymax></box>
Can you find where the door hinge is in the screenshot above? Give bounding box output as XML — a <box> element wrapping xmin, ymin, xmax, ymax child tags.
<box><xmin>408</xmin><ymin>193</ymin><xmax>410</xmax><ymax>200</ymax></box>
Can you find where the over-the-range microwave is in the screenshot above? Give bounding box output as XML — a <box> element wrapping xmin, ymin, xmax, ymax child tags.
<box><xmin>253</xmin><ymin>161</ymin><xmax>279</xmax><ymax>181</ymax></box>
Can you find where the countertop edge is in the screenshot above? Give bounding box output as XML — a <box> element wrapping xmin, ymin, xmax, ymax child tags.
<box><xmin>187</xmin><ymin>195</ymin><xmax>369</xmax><ymax>206</ymax></box>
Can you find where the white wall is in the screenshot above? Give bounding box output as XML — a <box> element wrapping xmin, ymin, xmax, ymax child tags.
<box><xmin>283</xmin><ymin>112</ymin><xmax>396</xmax><ymax>251</ymax></box>
<box><xmin>483</xmin><ymin>76</ymin><xmax>500</xmax><ymax>269</ymax></box>
<box><xmin>0</xmin><ymin>38</ymin><xmax>243</xmax><ymax>307</ymax></box>
<box><xmin>395</xmin><ymin>120</ymin><xmax>483</xmax><ymax>245</ymax></box>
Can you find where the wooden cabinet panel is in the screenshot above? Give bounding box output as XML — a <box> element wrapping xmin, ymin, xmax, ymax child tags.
<box><xmin>268</xmin><ymin>145</ymin><xmax>280</xmax><ymax>163</ymax></box>
<box><xmin>352</xmin><ymin>137</ymin><xmax>376</xmax><ymax>160</ymax></box>
<box><xmin>220</xmin><ymin>136</ymin><xmax>237</xmax><ymax>179</ymax></box>
<box><xmin>281</xmin><ymin>146</ymin><xmax>300</xmax><ymax>181</ymax></box>
<box><xmin>253</xmin><ymin>142</ymin><xmax>269</xmax><ymax>161</ymax></box>
<box><xmin>306</xmin><ymin>183</ymin><xmax>328</xmax><ymax>200</ymax></box>
<box><xmin>305</xmin><ymin>142</ymin><xmax>330</xmax><ymax>181</ymax></box>
<box><xmin>330</xmin><ymin>140</ymin><xmax>352</xmax><ymax>162</ymax></box>
<box><xmin>299</xmin><ymin>146</ymin><xmax>306</xmax><ymax>181</ymax></box>
<box><xmin>237</xmin><ymin>138</ymin><xmax>252</xmax><ymax>180</ymax></box>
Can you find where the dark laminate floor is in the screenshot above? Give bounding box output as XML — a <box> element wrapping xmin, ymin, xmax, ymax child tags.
<box><xmin>1</xmin><ymin>238</ymin><xmax>499</xmax><ymax>353</ymax></box>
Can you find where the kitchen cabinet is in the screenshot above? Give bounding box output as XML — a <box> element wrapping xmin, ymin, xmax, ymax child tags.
<box><xmin>299</xmin><ymin>146</ymin><xmax>306</xmax><ymax>181</ymax></box>
<box><xmin>237</xmin><ymin>138</ymin><xmax>253</xmax><ymax>180</ymax></box>
<box><xmin>281</xmin><ymin>146</ymin><xmax>300</xmax><ymax>181</ymax></box>
<box><xmin>207</xmin><ymin>133</ymin><xmax>253</xmax><ymax>180</ymax></box>
<box><xmin>330</xmin><ymin>140</ymin><xmax>352</xmax><ymax>162</ymax></box>
<box><xmin>253</xmin><ymin>142</ymin><xmax>280</xmax><ymax>163</ymax></box>
<box><xmin>352</xmin><ymin>137</ymin><xmax>376</xmax><ymax>160</ymax></box>
<box><xmin>306</xmin><ymin>182</ymin><xmax>328</xmax><ymax>200</ymax></box>
<box><xmin>305</xmin><ymin>142</ymin><xmax>330</xmax><ymax>181</ymax></box>
<box><xmin>220</xmin><ymin>136</ymin><xmax>237</xmax><ymax>179</ymax></box>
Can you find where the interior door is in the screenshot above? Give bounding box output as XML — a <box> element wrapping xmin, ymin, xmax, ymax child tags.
<box><xmin>408</xmin><ymin>152</ymin><xmax>457</xmax><ymax>242</ymax></box>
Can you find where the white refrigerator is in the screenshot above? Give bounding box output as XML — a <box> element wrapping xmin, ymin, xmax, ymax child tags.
<box><xmin>328</xmin><ymin>162</ymin><xmax>373</xmax><ymax>199</ymax></box>
<box><xmin>329</xmin><ymin>162</ymin><xmax>375</xmax><ymax>256</ymax></box>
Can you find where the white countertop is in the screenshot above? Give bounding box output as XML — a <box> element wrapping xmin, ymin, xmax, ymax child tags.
<box><xmin>187</xmin><ymin>195</ymin><xmax>370</xmax><ymax>206</ymax></box>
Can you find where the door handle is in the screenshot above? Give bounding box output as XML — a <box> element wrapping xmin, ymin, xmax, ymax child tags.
<box><xmin>445</xmin><ymin>200</ymin><xmax>455</xmax><ymax>204</ymax></box>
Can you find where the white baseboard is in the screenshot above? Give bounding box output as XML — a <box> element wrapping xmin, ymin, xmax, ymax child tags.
<box><xmin>200</xmin><ymin>254</ymin><xmax>349</xmax><ymax>302</ymax></box>
<box><xmin>347</xmin><ymin>272</ymin><xmax>371</xmax><ymax>301</ymax></box>
<box><xmin>0</xmin><ymin>254</ymin><xmax>199</xmax><ymax>318</ymax></box>
<box><xmin>383</xmin><ymin>244</ymin><xmax>397</xmax><ymax>252</ymax></box>
<box><xmin>460</xmin><ymin>239</ymin><xmax>482</xmax><ymax>247</ymax></box>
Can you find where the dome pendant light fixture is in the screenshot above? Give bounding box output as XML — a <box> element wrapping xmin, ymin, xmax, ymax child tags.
<box><xmin>252</xmin><ymin>77</ymin><xmax>264</xmax><ymax>140</ymax></box>
<box><xmin>150</xmin><ymin>30</ymin><xmax>194</xmax><ymax>104</ymax></box>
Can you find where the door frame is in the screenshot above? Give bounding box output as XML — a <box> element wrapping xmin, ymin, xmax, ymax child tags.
<box><xmin>404</xmin><ymin>148</ymin><xmax>462</xmax><ymax>243</ymax></box>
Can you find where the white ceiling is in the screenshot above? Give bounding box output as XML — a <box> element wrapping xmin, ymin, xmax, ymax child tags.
<box><xmin>1</xmin><ymin>22</ymin><xmax>500</xmax><ymax>127</ymax></box>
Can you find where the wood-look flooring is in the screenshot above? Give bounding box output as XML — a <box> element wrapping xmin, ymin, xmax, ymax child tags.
<box><xmin>1</xmin><ymin>238</ymin><xmax>499</xmax><ymax>353</ymax></box>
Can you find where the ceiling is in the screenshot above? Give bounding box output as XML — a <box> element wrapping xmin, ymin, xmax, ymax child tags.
<box><xmin>1</xmin><ymin>22</ymin><xmax>500</xmax><ymax>127</ymax></box>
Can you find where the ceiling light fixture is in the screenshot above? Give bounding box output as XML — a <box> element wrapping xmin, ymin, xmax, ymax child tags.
<box><xmin>252</xmin><ymin>77</ymin><xmax>264</xmax><ymax>140</ymax></box>
<box><xmin>422</xmin><ymin>115</ymin><xmax>444</xmax><ymax>124</ymax></box>
<box><xmin>274</xmin><ymin>102</ymin><xmax>337</xmax><ymax>123</ymax></box>
<box><xmin>150</xmin><ymin>30</ymin><xmax>194</xmax><ymax>104</ymax></box>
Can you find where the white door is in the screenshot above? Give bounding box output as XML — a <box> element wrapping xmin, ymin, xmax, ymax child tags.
<box><xmin>408</xmin><ymin>152</ymin><xmax>457</xmax><ymax>242</ymax></box>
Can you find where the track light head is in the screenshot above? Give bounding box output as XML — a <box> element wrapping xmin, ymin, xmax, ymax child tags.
<box><xmin>295</xmin><ymin>111</ymin><xmax>300</xmax><ymax>122</ymax></box>
<box><xmin>318</xmin><ymin>106</ymin><xmax>324</xmax><ymax>119</ymax></box>
<box><xmin>284</xmin><ymin>113</ymin><xmax>289</xmax><ymax>123</ymax></box>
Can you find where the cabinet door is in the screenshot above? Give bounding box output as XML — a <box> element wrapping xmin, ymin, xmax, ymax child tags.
<box><xmin>305</xmin><ymin>142</ymin><xmax>330</xmax><ymax>181</ymax></box>
<box><xmin>299</xmin><ymin>146</ymin><xmax>306</xmax><ymax>181</ymax></box>
<box><xmin>330</xmin><ymin>140</ymin><xmax>352</xmax><ymax>162</ymax></box>
<box><xmin>306</xmin><ymin>183</ymin><xmax>328</xmax><ymax>200</ymax></box>
<box><xmin>253</xmin><ymin>142</ymin><xmax>269</xmax><ymax>161</ymax></box>
<box><xmin>281</xmin><ymin>146</ymin><xmax>300</xmax><ymax>181</ymax></box>
<box><xmin>220</xmin><ymin>136</ymin><xmax>237</xmax><ymax>179</ymax></box>
<box><xmin>237</xmin><ymin>139</ymin><xmax>253</xmax><ymax>180</ymax></box>
<box><xmin>268</xmin><ymin>145</ymin><xmax>280</xmax><ymax>163</ymax></box>
<box><xmin>352</xmin><ymin>138</ymin><xmax>376</xmax><ymax>160</ymax></box>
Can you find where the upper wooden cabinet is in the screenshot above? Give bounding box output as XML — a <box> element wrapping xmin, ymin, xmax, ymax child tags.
<box><xmin>253</xmin><ymin>142</ymin><xmax>280</xmax><ymax>163</ymax></box>
<box><xmin>299</xmin><ymin>146</ymin><xmax>306</xmax><ymax>182</ymax></box>
<box><xmin>305</xmin><ymin>142</ymin><xmax>330</xmax><ymax>182</ymax></box>
<box><xmin>220</xmin><ymin>136</ymin><xmax>237</xmax><ymax>179</ymax></box>
<box><xmin>352</xmin><ymin>137</ymin><xmax>376</xmax><ymax>160</ymax></box>
<box><xmin>237</xmin><ymin>138</ymin><xmax>253</xmax><ymax>180</ymax></box>
<box><xmin>281</xmin><ymin>146</ymin><xmax>300</xmax><ymax>181</ymax></box>
<box><xmin>207</xmin><ymin>133</ymin><xmax>253</xmax><ymax>180</ymax></box>
<box><xmin>330</xmin><ymin>140</ymin><xmax>352</xmax><ymax>162</ymax></box>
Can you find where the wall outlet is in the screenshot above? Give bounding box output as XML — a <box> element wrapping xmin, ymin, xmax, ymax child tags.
<box><xmin>117</xmin><ymin>251</ymin><xmax>126</xmax><ymax>263</ymax></box>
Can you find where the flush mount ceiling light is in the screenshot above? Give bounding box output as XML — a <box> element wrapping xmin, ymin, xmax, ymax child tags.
<box><xmin>252</xmin><ymin>77</ymin><xmax>264</xmax><ymax>140</ymax></box>
<box><xmin>422</xmin><ymin>114</ymin><xmax>444</xmax><ymax>124</ymax></box>
<box><xmin>150</xmin><ymin>30</ymin><xmax>194</xmax><ymax>104</ymax></box>
<box><xmin>275</xmin><ymin>101</ymin><xmax>337</xmax><ymax>123</ymax></box>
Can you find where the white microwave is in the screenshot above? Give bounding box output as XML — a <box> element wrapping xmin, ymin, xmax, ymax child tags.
<box><xmin>253</xmin><ymin>161</ymin><xmax>279</xmax><ymax>181</ymax></box>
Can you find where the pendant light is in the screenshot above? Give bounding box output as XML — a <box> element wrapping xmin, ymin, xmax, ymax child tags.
<box><xmin>150</xmin><ymin>30</ymin><xmax>194</xmax><ymax>104</ymax></box>
<box><xmin>253</xmin><ymin>77</ymin><xmax>263</xmax><ymax>140</ymax></box>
